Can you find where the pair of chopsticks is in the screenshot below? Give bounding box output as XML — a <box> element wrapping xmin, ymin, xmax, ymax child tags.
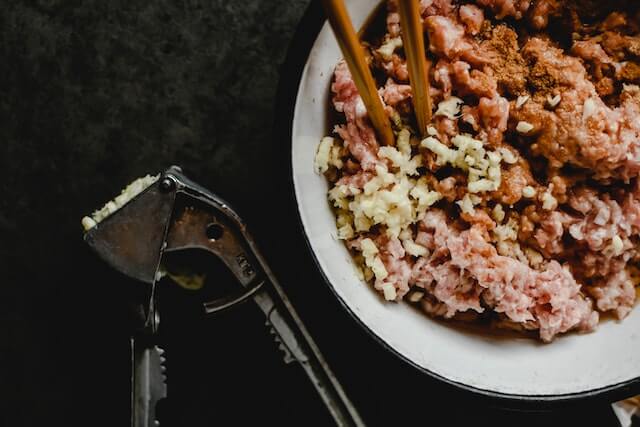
<box><xmin>321</xmin><ymin>0</ymin><xmax>432</xmax><ymax>143</ymax></box>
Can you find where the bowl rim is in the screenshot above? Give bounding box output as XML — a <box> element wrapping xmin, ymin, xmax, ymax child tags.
<box><xmin>274</xmin><ymin>0</ymin><xmax>640</xmax><ymax>407</ymax></box>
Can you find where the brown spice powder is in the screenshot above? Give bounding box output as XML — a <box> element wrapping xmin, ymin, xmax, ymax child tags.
<box><xmin>480</xmin><ymin>25</ymin><xmax>530</xmax><ymax>96</ymax></box>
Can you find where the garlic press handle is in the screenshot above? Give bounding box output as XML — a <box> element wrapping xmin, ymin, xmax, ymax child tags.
<box><xmin>159</xmin><ymin>167</ymin><xmax>364</xmax><ymax>426</ymax></box>
<box><xmin>162</xmin><ymin>202</ymin><xmax>266</xmax><ymax>313</ymax></box>
<box><xmin>160</xmin><ymin>167</ymin><xmax>268</xmax><ymax>314</ymax></box>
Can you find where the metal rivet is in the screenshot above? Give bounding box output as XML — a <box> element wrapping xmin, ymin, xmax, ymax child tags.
<box><xmin>159</xmin><ymin>177</ymin><xmax>175</xmax><ymax>193</ymax></box>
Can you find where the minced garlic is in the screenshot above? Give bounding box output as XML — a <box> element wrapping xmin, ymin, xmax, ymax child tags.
<box><xmin>360</xmin><ymin>238</ymin><xmax>389</xmax><ymax>281</ymax></box>
<box><xmin>381</xmin><ymin>283</ymin><xmax>397</xmax><ymax>301</ymax></box>
<box><xmin>516</xmin><ymin>121</ymin><xmax>534</xmax><ymax>134</ymax></box>
<box><xmin>314</xmin><ymin>136</ymin><xmax>335</xmax><ymax>173</ymax></box>
<box><xmin>494</xmin><ymin>218</ymin><xmax>519</xmax><ymax>242</ymax></box>
<box><xmin>422</xmin><ymin>133</ymin><xmax>503</xmax><ymax>194</ymax></box>
<box><xmin>611</xmin><ymin>235</ymin><xmax>624</xmax><ymax>256</ymax></box>
<box><xmin>82</xmin><ymin>216</ymin><xmax>97</xmax><ymax>230</ymax></box>
<box><xmin>377</xmin><ymin>36</ymin><xmax>403</xmax><ymax>61</ymax></box>
<box><xmin>378</xmin><ymin>145</ymin><xmax>422</xmax><ymax>176</ymax></box>
<box><xmin>434</xmin><ymin>97</ymin><xmax>463</xmax><ymax>119</ymax></box>
<box><xmin>421</xmin><ymin>136</ymin><xmax>454</xmax><ymax>165</ymax></box>
<box><xmin>328</xmin><ymin>184</ymin><xmax>351</xmax><ymax>210</ymax></box>
<box><xmin>361</xmin><ymin>238</ymin><xmax>378</xmax><ymax>258</ymax></box>
<box><xmin>547</xmin><ymin>94</ymin><xmax>561</xmax><ymax>108</ymax></box>
<box><xmin>525</xmin><ymin>248</ymin><xmax>544</xmax><ymax>267</ymax></box>
<box><xmin>370</xmin><ymin>257</ymin><xmax>388</xmax><ymax>280</ymax></box>
<box><xmin>468</xmin><ymin>194</ymin><xmax>482</xmax><ymax>204</ymax></box>
<box><xmin>337</xmin><ymin>224</ymin><xmax>354</xmax><ymax>240</ymax></box>
<box><xmin>541</xmin><ymin>191</ymin><xmax>558</xmax><ymax>210</ymax></box>
<box><xmin>456</xmin><ymin>193</ymin><xmax>476</xmax><ymax>215</ymax></box>
<box><xmin>498</xmin><ymin>147</ymin><xmax>517</xmax><ymax>164</ymax></box>
<box><xmin>82</xmin><ymin>174</ymin><xmax>159</xmax><ymax>231</ymax></box>
<box><xmin>403</xmin><ymin>239</ymin><xmax>428</xmax><ymax>257</ymax></box>
<box><xmin>363</xmin><ymin>266</ymin><xmax>374</xmax><ymax>282</ymax></box>
<box><xmin>522</xmin><ymin>186</ymin><xmax>536</xmax><ymax>198</ymax></box>
<box><xmin>516</xmin><ymin>95</ymin><xmax>529</xmax><ymax>108</ymax></box>
<box><xmin>492</xmin><ymin>204</ymin><xmax>505</xmax><ymax>223</ymax></box>
<box><xmin>468</xmin><ymin>179</ymin><xmax>494</xmax><ymax>193</ymax></box>
<box><xmin>396</xmin><ymin>128</ymin><xmax>411</xmax><ymax>156</ymax></box>
<box><xmin>350</xmin><ymin>171</ymin><xmax>415</xmax><ymax>237</ymax></box>
<box><xmin>410</xmin><ymin>177</ymin><xmax>442</xmax><ymax>213</ymax></box>
<box><xmin>408</xmin><ymin>290</ymin><xmax>424</xmax><ymax>302</ymax></box>
<box><xmin>399</xmin><ymin>227</ymin><xmax>412</xmax><ymax>241</ymax></box>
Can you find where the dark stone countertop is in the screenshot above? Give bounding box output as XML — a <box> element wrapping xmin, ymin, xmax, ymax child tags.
<box><xmin>0</xmin><ymin>1</ymin><xmax>624</xmax><ymax>426</ymax></box>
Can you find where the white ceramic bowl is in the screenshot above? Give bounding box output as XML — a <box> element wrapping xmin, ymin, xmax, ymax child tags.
<box><xmin>290</xmin><ymin>0</ymin><xmax>640</xmax><ymax>400</ymax></box>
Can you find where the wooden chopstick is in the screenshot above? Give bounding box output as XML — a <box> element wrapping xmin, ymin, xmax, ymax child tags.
<box><xmin>398</xmin><ymin>0</ymin><xmax>432</xmax><ymax>137</ymax></box>
<box><xmin>322</xmin><ymin>0</ymin><xmax>395</xmax><ymax>146</ymax></box>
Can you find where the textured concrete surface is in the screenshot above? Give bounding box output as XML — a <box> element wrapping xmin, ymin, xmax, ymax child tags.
<box><xmin>0</xmin><ymin>1</ymin><xmax>624</xmax><ymax>426</ymax></box>
<box><xmin>0</xmin><ymin>1</ymin><xmax>319</xmax><ymax>426</ymax></box>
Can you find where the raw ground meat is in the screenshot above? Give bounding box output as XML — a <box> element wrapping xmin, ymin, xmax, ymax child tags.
<box><xmin>413</xmin><ymin>209</ymin><xmax>598</xmax><ymax>341</ymax></box>
<box><xmin>321</xmin><ymin>0</ymin><xmax>640</xmax><ymax>341</ymax></box>
<box><xmin>332</xmin><ymin>61</ymin><xmax>381</xmax><ymax>171</ymax></box>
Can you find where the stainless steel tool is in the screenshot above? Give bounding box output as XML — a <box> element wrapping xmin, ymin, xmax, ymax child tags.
<box><xmin>82</xmin><ymin>166</ymin><xmax>364</xmax><ymax>427</ymax></box>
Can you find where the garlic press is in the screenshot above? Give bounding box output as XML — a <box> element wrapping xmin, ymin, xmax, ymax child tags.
<box><xmin>82</xmin><ymin>165</ymin><xmax>364</xmax><ymax>427</ymax></box>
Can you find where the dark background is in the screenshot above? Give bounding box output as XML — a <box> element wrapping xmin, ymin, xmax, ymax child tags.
<box><xmin>0</xmin><ymin>1</ymin><xmax>626</xmax><ymax>426</ymax></box>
